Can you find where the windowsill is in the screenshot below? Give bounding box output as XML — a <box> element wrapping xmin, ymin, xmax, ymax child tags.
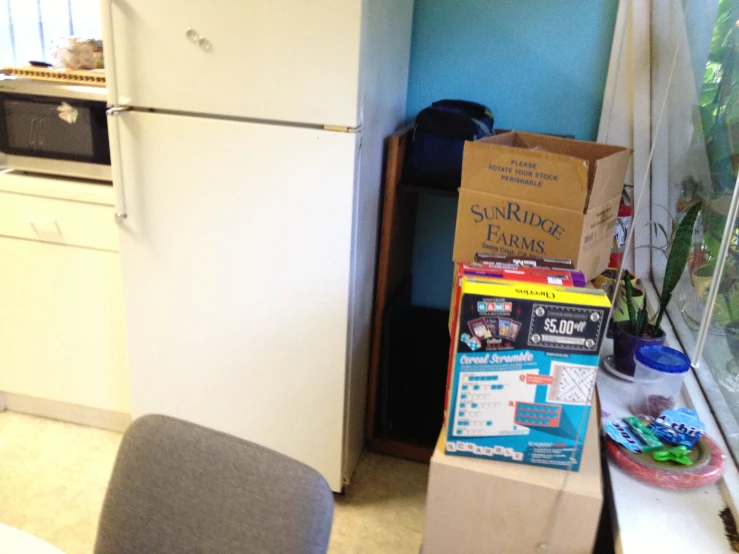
<box><xmin>597</xmin><ymin>281</ymin><xmax>739</xmax><ymax>554</ymax></box>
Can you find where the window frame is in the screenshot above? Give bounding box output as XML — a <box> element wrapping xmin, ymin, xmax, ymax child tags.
<box><xmin>601</xmin><ymin>0</ymin><xmax>739</xmax><ymax>513</ymax></box>
<box><xmin>648</xmin><ymin>0</ymin><xmax>739</xmax><ymax>473</ymax></box>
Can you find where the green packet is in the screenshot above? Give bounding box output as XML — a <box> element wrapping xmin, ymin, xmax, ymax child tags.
<box><xmin>606</xmin><ymin>416</ymin><xmax>664</xmax><ymax>453</ymax></box>
<box><xmin>624</xmin><ymin>416</ymin><xmax>663</xmax><ymax>452</ymax></box>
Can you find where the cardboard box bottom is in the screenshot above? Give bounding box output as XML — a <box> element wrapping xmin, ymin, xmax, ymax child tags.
<box><xmin>422</xmin><ymin>404</ymin><xmax>602</xmax><ymax>554</ymax></box>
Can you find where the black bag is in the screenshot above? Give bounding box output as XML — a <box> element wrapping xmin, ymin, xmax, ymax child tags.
<box><xmin>405</xmin><ymin>100</ymin><xmax>494</xmax><ymax>190</ymax></box>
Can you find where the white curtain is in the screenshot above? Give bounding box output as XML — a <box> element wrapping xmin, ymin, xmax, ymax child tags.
<box><xmin>596</xmin><ymin>0</ymin><xmax>718</xmax><ymax>279</ymax></box>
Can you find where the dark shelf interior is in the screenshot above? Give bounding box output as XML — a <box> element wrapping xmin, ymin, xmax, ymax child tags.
<box><xmin>398</xmin><ymin>182</ymin><xmax>459</xmax><ymax>198</ymax></box>
<box><xmin>376</xmin><ymin>277</ymin><xmax>450</xmax><ymax>448</ymax></box>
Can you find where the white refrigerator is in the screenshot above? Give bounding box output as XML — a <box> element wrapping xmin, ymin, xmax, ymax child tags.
<box><xmin>101</xmin><ymin>0</ymin><xmax>413</xmax><ymax>491</ymax></box>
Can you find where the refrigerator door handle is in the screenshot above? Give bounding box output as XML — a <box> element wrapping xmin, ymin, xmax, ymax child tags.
<box><xmin>185</xmin><ymin>28</ymin><xmax>212</xmax><ymax>52</ymax></box>
<box><xmin>107</xmin><ymin>106</ymin><xmax>132</xmax><ymax>224</ymax></box>
<box><xmin>185</xmin><ymin>28</ymin><xmax>200</xmax><ymax>43</ymax></box>
<box><xmin>101</xmin><ymin>0</ymin><xmax>121</xmax><ymax>106</ymax></box>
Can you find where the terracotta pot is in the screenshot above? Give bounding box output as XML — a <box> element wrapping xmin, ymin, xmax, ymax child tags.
<box><xmin>612</xmin><ymin>322</ymin><xmax>666</xmax><ymax>378</ymax></box>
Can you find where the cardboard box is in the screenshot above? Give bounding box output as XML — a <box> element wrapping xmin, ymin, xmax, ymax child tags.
<box><xmin>422</xmin><ymin>406</ymin><xmax>602</xmax><ymax>554</ymax></box>
<box><xmin>453</xmin><ymin>131</ymin><xmax>631</xmax><ymax>280</ymax></box>
<box><xmin>446</xmin><ymin>277</ymin><xmax>610</xmax><ymax>470</ymax></box>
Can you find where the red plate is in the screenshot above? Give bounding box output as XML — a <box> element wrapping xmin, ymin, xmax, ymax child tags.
<box><xmin>606</xmin><ymin>434</ymin><xmax>726</xmax><ymax>489</ymax></box>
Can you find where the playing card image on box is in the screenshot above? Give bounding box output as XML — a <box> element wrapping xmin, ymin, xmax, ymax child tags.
<box><xmin>484</xmin><ymin>317</ymin><xmax>499</xmax><ymax>337</ymax></box>
<box><xmin>446</xmin><ymin>277</ymin><xmax>610</xmax><ymax>470</ymax></box>
<box><xmin>469</xmin><ymin>318</ymin><xmax>492</xmax><ymax>339</ymax></box>
<box><xmin>498</xmin><ymin>318</ymin><xmax>512</xmax><ymax>338</ymax></box>
<box><xmin>507</xmin><ymin>320</ymin><xmax>522</xmax><ymax>341</ymax></box>
<box><xmin>498</xmin><ymin>317</ymin><xmax>511</xmax><ymax>338</ymax></box>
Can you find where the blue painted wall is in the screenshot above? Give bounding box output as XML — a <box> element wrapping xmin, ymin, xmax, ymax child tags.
<box><xmin>407</xmin><ymin>0</ymin><xmax>619</xmax><ymax>309</ymax></box>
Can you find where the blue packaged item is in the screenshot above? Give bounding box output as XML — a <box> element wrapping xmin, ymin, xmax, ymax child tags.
<box><xmin>649</xmin><ymin>408</ymin><xmax>705</xmax><ymax>448</ymax></box>
<box><xmin>405</xmin><ymin>99</ymin><xmax>494</xmax><ymax>191</ymax></box>
<box><xmin>605</xmin><ymin>419</ymin><xmax>644</xmax><ymax>453</ymax></box>
<box><xmin>604</xmin><ymin>417</ymin><xmax>662</xmax><ymax>453</ymax></box>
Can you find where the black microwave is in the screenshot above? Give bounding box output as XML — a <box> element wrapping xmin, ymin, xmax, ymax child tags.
<box><xmin>0</xmin><ymin>77</ymin><xmax>111</xmax><ymax>181</ymax></box>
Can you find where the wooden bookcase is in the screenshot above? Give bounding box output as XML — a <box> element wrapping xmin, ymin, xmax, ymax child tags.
<box><xmin>365</xmin><ymin>126</ymin><xmax>457</xmax><ymax>463</ymax></box>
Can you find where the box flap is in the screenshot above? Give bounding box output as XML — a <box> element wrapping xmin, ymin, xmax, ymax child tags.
<box><xmin>513</xmin><ymin>132</ymin><xmax>630</xmax><ymax>206</ymax></box>
<box><xmin>575</xmin><ymin>196</ymin><xmax>622</xmax><ymax>279</ymax></box>
<box><xmin>588</xmin><ymin>148</ymin><xmax>632</xmax><ymax>207</ymax></box>
<box><xmin>462</xmin><ymin>135</ymin><xmax>590</xmax><ymax>211</ymax></box>
<box><xmin>466</xmin><ymin>132</ymin><xmax>630</xmax><ymax>211</ymax></box>
<box><xmin>576</xmin><ymin>231</ymin><xmax>614</xmax><ymax>280</ymax></box>
<box><xmin>513</xmin><ymin>131</ymin><xmax>626</xmax><ymax>162</ymax></box>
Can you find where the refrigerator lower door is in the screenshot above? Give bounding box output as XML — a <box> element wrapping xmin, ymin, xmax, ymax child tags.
<box><xmin>114</xmin><ymin>111</ymin><xmax>357</xmax><ymax>491</ymax></box>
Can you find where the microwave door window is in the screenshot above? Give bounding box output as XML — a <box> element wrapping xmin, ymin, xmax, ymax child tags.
<box><xmin>3</xmin><ymin>98</ymin><xmax>45</xmax><ymax>155</ymax></box>
<box><xmin>1</xmin><ymin>97</ymin><xmax>105</xmax><ymax>163</ymax></box>
<box><xmin>34</xmin><ymin>101</ymin><xmax>94</xmax><ymax>158</ymax></box>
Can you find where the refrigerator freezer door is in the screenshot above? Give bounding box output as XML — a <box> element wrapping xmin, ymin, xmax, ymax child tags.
<box><xmin>102</xmin><ymin>0</ymin><xmax>362</xmax><ymax>128</ymax></box>
<box><xmin>113</xmin><ymin>111</ymin><xmax>357</xmax><ymax>490</ymax></box>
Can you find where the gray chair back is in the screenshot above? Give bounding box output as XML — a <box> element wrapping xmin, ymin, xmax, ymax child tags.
<box><xmin>94</xmin><ymin>415</ymin><xmax>334</xmax><ymax>554</ymax></box>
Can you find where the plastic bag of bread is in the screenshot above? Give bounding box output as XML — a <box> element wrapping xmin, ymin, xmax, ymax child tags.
<box><xmin>49</xmin><ymin>37</ymin><xmax>104</xmax><ymax>70</ymax></box>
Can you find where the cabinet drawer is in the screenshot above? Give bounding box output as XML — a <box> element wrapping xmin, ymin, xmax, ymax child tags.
<box><xmin>0</xmin><ymin>192</ymin><xmax>119</xmax><ymax>251</ymax></box>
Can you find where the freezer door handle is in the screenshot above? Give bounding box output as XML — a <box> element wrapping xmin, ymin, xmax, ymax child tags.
<box><xmin>185</xmin><ymin>28</ymin><xmax>212</xmax><ymax>52</ymax></box>
<box><xmin>107</xmin><ymin>106</ymin><xmax>132</xmax><ymax>224</ymax></box>
<box><xmin>101</xmin><ymin>0</ymin><xmax>121</xmax><ymax>106</ymax></box>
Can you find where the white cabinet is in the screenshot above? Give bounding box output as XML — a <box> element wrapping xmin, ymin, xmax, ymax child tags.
<box><xmin>0</xmin><ymin>173</ymin><xmax>129</xmax><ymax>416</ymax></box>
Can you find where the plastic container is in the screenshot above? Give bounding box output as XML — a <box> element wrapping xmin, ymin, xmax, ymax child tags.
<box><xmin>631</xmin><ymin>345</ymin><xmax>690</xmax><ymax>418</ymax></box>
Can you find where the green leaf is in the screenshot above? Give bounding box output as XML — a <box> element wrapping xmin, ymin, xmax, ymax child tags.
<box><xmin>655</xmin><ymin>202</ymin><xmax>702</xmax><ymax>329</ymax></box>
<box><xmin>724</xmin><ymin>289</ymin><xmax>737</xmax><ymax>322</ymax></box>
<box><xmin>654</xmin><ymin>222</ymin><xmax>670</xmax><ymax>245</ymax></box>
<box><xmin>624</xmin><ymin>273</ymin><xmax>638</xmax><ymax>331</ymax></box>
<box><xmin>700</xmin><ymin>85</ymin><xmax>719</xmax><ymax>108</ymax></box>
<box><xmin>635</xmin><ymin>305</ymin><xmax>649</xmax><ymax>337</ymax></box>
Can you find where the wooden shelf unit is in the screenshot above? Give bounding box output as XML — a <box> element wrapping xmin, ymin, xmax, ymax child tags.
<box><xmin>366</xmin><ymin>126</ymin><xmax>458</xmax><ymax>464</ymax></box>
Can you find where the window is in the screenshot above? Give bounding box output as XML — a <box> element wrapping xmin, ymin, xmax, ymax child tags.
<box><xmin>0</xmin><ymin>0</ymin><xmax>101</xmax><ymax>67</ymax></box>
<box><xmin>611</xmin><ymin>0</ymin><xmax>739</xmax><ymax>462</ymax></box>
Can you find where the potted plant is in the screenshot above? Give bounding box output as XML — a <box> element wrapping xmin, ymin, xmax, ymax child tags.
<box><xmin>612</xmin><ymin>202</ymin><xmax>702</xmax><ymax>378</ymax></box>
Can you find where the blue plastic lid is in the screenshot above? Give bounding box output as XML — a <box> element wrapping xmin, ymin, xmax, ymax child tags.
<box><xmin>635</xmin><ymin>345</ymin><xmax>690</xmax><ymax>374</ymax></box>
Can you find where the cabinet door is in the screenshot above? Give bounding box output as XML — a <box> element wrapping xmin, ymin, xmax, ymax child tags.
<box><xmin>102</xmin><ymin>0</ymin><xmax>362</xmax><ymax>127</ymax></box>
<box><xmin>0</xmin><ymin>238</ymin><xmax>129</xmax><ymax>413</ymax></box>
<box><xmin>0</xmin><ymin>191</ymin><xmax>119</xmax><ymax>251</ymax></box>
